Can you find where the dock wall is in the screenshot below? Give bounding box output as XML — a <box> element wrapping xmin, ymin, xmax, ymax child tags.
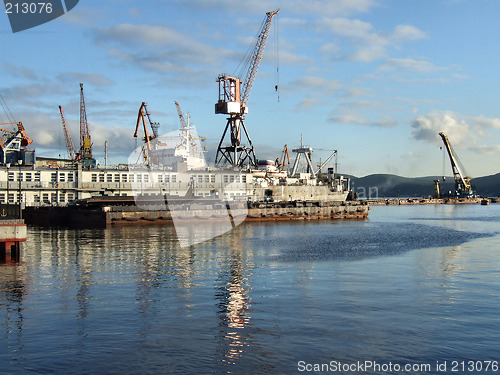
<box><xmin>24</xmin><ymin>202</ymin><xmax>369</xmax><ymax>228</ymax></box>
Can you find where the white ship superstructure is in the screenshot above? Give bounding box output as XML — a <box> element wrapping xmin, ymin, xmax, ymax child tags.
<box><xmin>0</xmin><ymin>161</ymin><xmax>349</xmax><ymax>208</ymax></box>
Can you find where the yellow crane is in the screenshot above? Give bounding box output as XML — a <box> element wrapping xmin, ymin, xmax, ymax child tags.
<box><xmin>438</xmin><ymin>132</ymin><xmax>473</xmax><ymax>197</ymax></box>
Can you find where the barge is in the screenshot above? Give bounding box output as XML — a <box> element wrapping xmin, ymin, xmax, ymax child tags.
<box><xmin>23</xmin><ymin>196</ymin><xmax>369</xmax><ymax>228</ymax></box>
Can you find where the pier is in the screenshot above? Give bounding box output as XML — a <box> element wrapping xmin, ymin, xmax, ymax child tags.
<box><xmin>0</xmin><ymin>219</ymin><xmax>27</xmax><ymax>263</ymax></box>
<box><xmin>365</xmin><ymin>197</ymin><xmax>488</xmax><ymax>206</ymax></box>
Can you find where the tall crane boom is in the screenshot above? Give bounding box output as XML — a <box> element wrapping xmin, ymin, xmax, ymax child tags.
<box><xmin>438</xmin><ymin>132</ymin><xmax>473</xmax><ymax>197</ymax></box>
<box><xmin>214</xmin><ymin>9</ymin><xmax>280</xmax><ymax>168</ymax></box>
<box><xmin>59</xmin><ymin>106</ymin><xmax>78</xmax><ymax>161</ymax></box>
<box><xmin>241</xmin><ymin>9</ymin><xmax>280</xmax><ymax>106</ymax></box>
<box><xmin>174</xmin><ymin>100</ymin><xmax>187</xmax><ymax>129</ymax></box>
<box><xmin>79</xmin><ymin>83</ymin><xmax>93</xmax><ymax>164</ymax></box>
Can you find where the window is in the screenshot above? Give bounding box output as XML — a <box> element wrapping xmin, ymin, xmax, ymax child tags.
<box><xmin>198</xmin><ymin>175</ymin><xmax>203</xmax><ymax>183</ymax></box>
<box><xmin>0</xmin><ymin>193</ymin><xmax>5</xmax><ymax>203</ymax></box>
<box><xmin>99</xmin><ymin>174</ymin><xmax>105</xmax><ymax>182</ymax></box>
<box><xmin>51</xmin><ymin>193</ymin><xmax>57</xmax><ymax>203</ymax></box>
<box><xmin>91</xmin><ymin>174</ymin><xmax>98</xmax><ymax>182</ymax></box>
<box><xmin>107</xmin><ymin>174</ymin><xmax>112</xmax><ymax>182</ymax></box>
<box><xmin>224</xmin><ymin>175</ymin><xmax>229</xmax><ymax>183</ymax></box>
<box><xmin>242</xmin><ymin>175</ymin><xmax>247</xmax><ymax>183</ymax></box>
<box><xmin>158</xmin><ymin>175</ymin><xmax>163</xmax><ymax>183</ymax></box>
<box><xmin>25</xmin><ymin>173</ymin><xmax>32</xmax><ymax>182</ymax></box>
<box><xmin>114</xmin><ymin>174</ymin><xmax>120</xmax><ymax>182</ymax></box>
<box><xmin>67</xmin><ymin>193</ymin><xmax>74</xmax><ymax>202</ymax></box>
<box><xmin>8</xmin><ymin>172</ymin><xmax>14</xmax><ymax>182</ymax></box>
<box><xmin>59</xmin><ymin>173</ymin><xmax>65</xmax><ymax>182</ymax></box>
<box><xmin>172</xmin><ymin>175</ymin><xmax>177</xmax><ymax>183</ymax></box>
<box><xmin>137</xmin><ymin>174</ymin><xmax>142</xmax><ymax>182</ymax></box>
<box><xmin>165</xmin><ymin>175</ymin><xmax>170</xmax><ymax>183</ymax></box>
<box><xmin>204</xmin><ymin>175</ymin><xmax>210</xmax><ymax>183</ymax></box>
<box><xmin>68</xmin><ymin>173</ymin><xmax>74</xmax><ymax>182</ymax></box>
<box><xmin>51</xmin><ymin>172</ymin><xmax>57</xmax><ymax>182</ymax></box>
<box><xmin>129</xmin><ymin>174</ymin><xmax>135</xmax><ymax>183</ymax></box>
<box><xmin>121</xmin><ymin>174</ymin><xmax>128</xmax><ymax>182</ymax></box>
<box><xmin>211</xmin><ymin>175</ymin><xmax>215</xmax><ymax>183</ymax></box>
<box><xmin>59</xmin><ymin>194</ymin><xmax>66</xmax><ymax>203</ymax></box>
<box><xmin>35</xmin><ymin>172</ymin><xmax>41</xmax><ymax>182</ymax></box>
<box><xmin>8</xmin><ymin>193</ymin><xmax>15</xmax><ymax>203</ymax></box>
<box><xmin>42</xmin><ymin>193</ymin><xmax>49</xmax><ymax>203</ymax></box>
<box><xmin>34</xmin><ymin>194</ymin><xmax>40</xmax><ymax>203</ymax></box>
<box><xmin>144</xmin><ymin>174</ymin><xmax>149</xmax><ymax>183</ymax></box>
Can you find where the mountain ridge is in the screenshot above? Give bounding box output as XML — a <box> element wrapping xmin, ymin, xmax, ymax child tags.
<box><xmin>345</xmin><ymin>172</ymin><xmax>500</xmax><ymax>198</ymax></box>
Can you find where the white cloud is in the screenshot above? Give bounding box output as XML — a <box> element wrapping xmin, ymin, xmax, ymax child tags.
<box><xmin>472</xmin><ymin>115</ymin><xmax>500</xmax><ymax>129</ymax></box>
<box><xmin>181</xmin><ymin>0</ymin><xmax>377</xmax><ymax>16</ymax></box>
<box><xmin>469</xmin><ymin>145</ymin><xmax>500</xmax><ymax>155</ymax></box>
<box><xmin>329</xmin><ymin>114</ymin><xmax>397</xmax><ymax>128</ymax></box>
<box><xmin>390</xmin><ymin>25</ymin><xmax>427</xmax><ymax>43</ymax></box>
<box><xmin>94</xmin><ymin>24</ymin><xmax>232</xmax><ymax>71</ymax></box>
<box><xmin>378</xmin><ymin>58</ymin><xmax>443</xmax><ymax>73</ymax></box>
<box><xmin>285</xmin><ymin>76</ymin><xmax>343</xmax><ymax>95</ymax></box>
<box><xmin>412</xmin><ymin>112</ymin><xmax>500</xmax><ymax>146</ymax></box>
<box><xmin>319</xmin><ymin>18</ymin><xmax>426</xmax><ymax>62</ymax></box>
<box><xmin>56</xmin><ymin>72</ymin><xmax>113</xmax><ymax>87</ymax></box>
<box><xmin>411</xmin><ymin>112</ymin><xmax>471</xmax><ymax>145</ymax></box>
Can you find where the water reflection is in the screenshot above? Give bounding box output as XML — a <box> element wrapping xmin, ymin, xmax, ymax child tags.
<box><xmin>0</xmin><ymin>205</ymin><xmax>499</xmax><ymax>374</ymax></box>
<box><xmin>0</xmin><ymin>265</ymin><xmax>27</xmax><ymax>363</ymax></box>
<box><xmin>215</xmin><ymin>229</ymin><xmax>254</xmax><ymax>370</ymax></box>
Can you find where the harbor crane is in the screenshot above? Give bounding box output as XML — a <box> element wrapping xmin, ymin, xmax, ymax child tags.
<box><xmin>58</xmin><ymin>106</ymin><xmax>78</xmax><ymax>162</ymax></box>
<box><xmin>0</xmin><ymin>122</ymin><xmax>33</xmax><ymax>165</ymax></box>
<box><xmin>214</xmin><ymin>9</ymin><xmax>280</xmax><ymax>168</ymax></box>
<box><xmin>0</xmin><ymin>122</ymin><xmax>32</xmax><ymax>148</ymax></box>
<box><xmin>79</xmin><ymin>83</ymin><xmax>96</xmax><ymax>167</ymax></box>
<box><xmin>175</xmin><ymin>100</ymin><xmax>187</xmax><ymax>129</ymax></box>
<box><xmin>133</xmin><ymin>102</ymin><xmax>159</xmax><ymax>164</ymax></box>
<box><xmin>276</xmin><ymin>144</ymin><xmax>290</xmax><ymax>171</ymax></box>
<box><xmin>438</xmin><ymin>132</ymin><xmax>473</xmax><ymax>197</ymax></box>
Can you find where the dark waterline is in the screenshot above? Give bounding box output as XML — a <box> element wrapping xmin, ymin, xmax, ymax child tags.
<box><xmin>1</xmin><ymin>204</ymin><xmax>500</xmax><ymax>374</ymax></box>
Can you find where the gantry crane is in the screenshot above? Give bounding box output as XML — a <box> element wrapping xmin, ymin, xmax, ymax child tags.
<box><xmin>214</xmin><ymin>9</ymin><xmax>280</xmax><ymax>168</ymax></box>
<box><xmin>438</xmin><ymin>132</ymin><xmax>473</xmax><ymax>197</ymax></box>
<box><xmin>79</xmin><ymin>83</ymin><xmax>96</xmax><ymax>167</ymax></box>
<box><xmin>59</xmin><ymin>106</ymin><xmax>78</xmax><ymax>162</ymax></box>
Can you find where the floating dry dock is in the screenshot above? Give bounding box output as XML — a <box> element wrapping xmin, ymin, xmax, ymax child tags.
<box><xmin>24</xmin><ymin>196</ymin><xmax>369</xmax><ymax>228</ymax></box>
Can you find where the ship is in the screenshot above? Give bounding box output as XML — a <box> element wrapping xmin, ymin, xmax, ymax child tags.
<box><xmin>0</xmin><ymin>112</ymin><xmax>367</xmax><ymax>229</ymax></box>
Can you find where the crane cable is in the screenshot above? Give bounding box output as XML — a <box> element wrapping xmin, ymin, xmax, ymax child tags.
<box><xmin>441</xmin><ymin>146</ymin><xmax>445</xmax><ymax>180</ymax></box>
<box><xmin>0</xmin><ymin>94</ymin><xmax>16</xmax><ymax>124</ymax></box>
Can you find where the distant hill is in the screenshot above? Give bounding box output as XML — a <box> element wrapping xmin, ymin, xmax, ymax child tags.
<box><xmin>346</xmin><ymin>172</ymin><xmax>500</xmax><ymax>199</ymax></box>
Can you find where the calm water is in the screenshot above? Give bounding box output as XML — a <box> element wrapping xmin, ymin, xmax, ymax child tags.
<box><xmin>1</xmin><ymin>204</ymin><xmax>500</xmax><ymax>374</ymax></box>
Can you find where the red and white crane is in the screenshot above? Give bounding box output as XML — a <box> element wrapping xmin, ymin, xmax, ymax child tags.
<box><xmin>59</xmin><ymin>105</ymin><xmax>78</xmax><ymax>162</ymax></box>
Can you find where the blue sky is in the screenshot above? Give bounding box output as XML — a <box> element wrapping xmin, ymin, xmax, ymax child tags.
<box><xmin>1</xmin><ymin>0</ymin><xmax>500</xmax><ymax>178</ymax></box>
